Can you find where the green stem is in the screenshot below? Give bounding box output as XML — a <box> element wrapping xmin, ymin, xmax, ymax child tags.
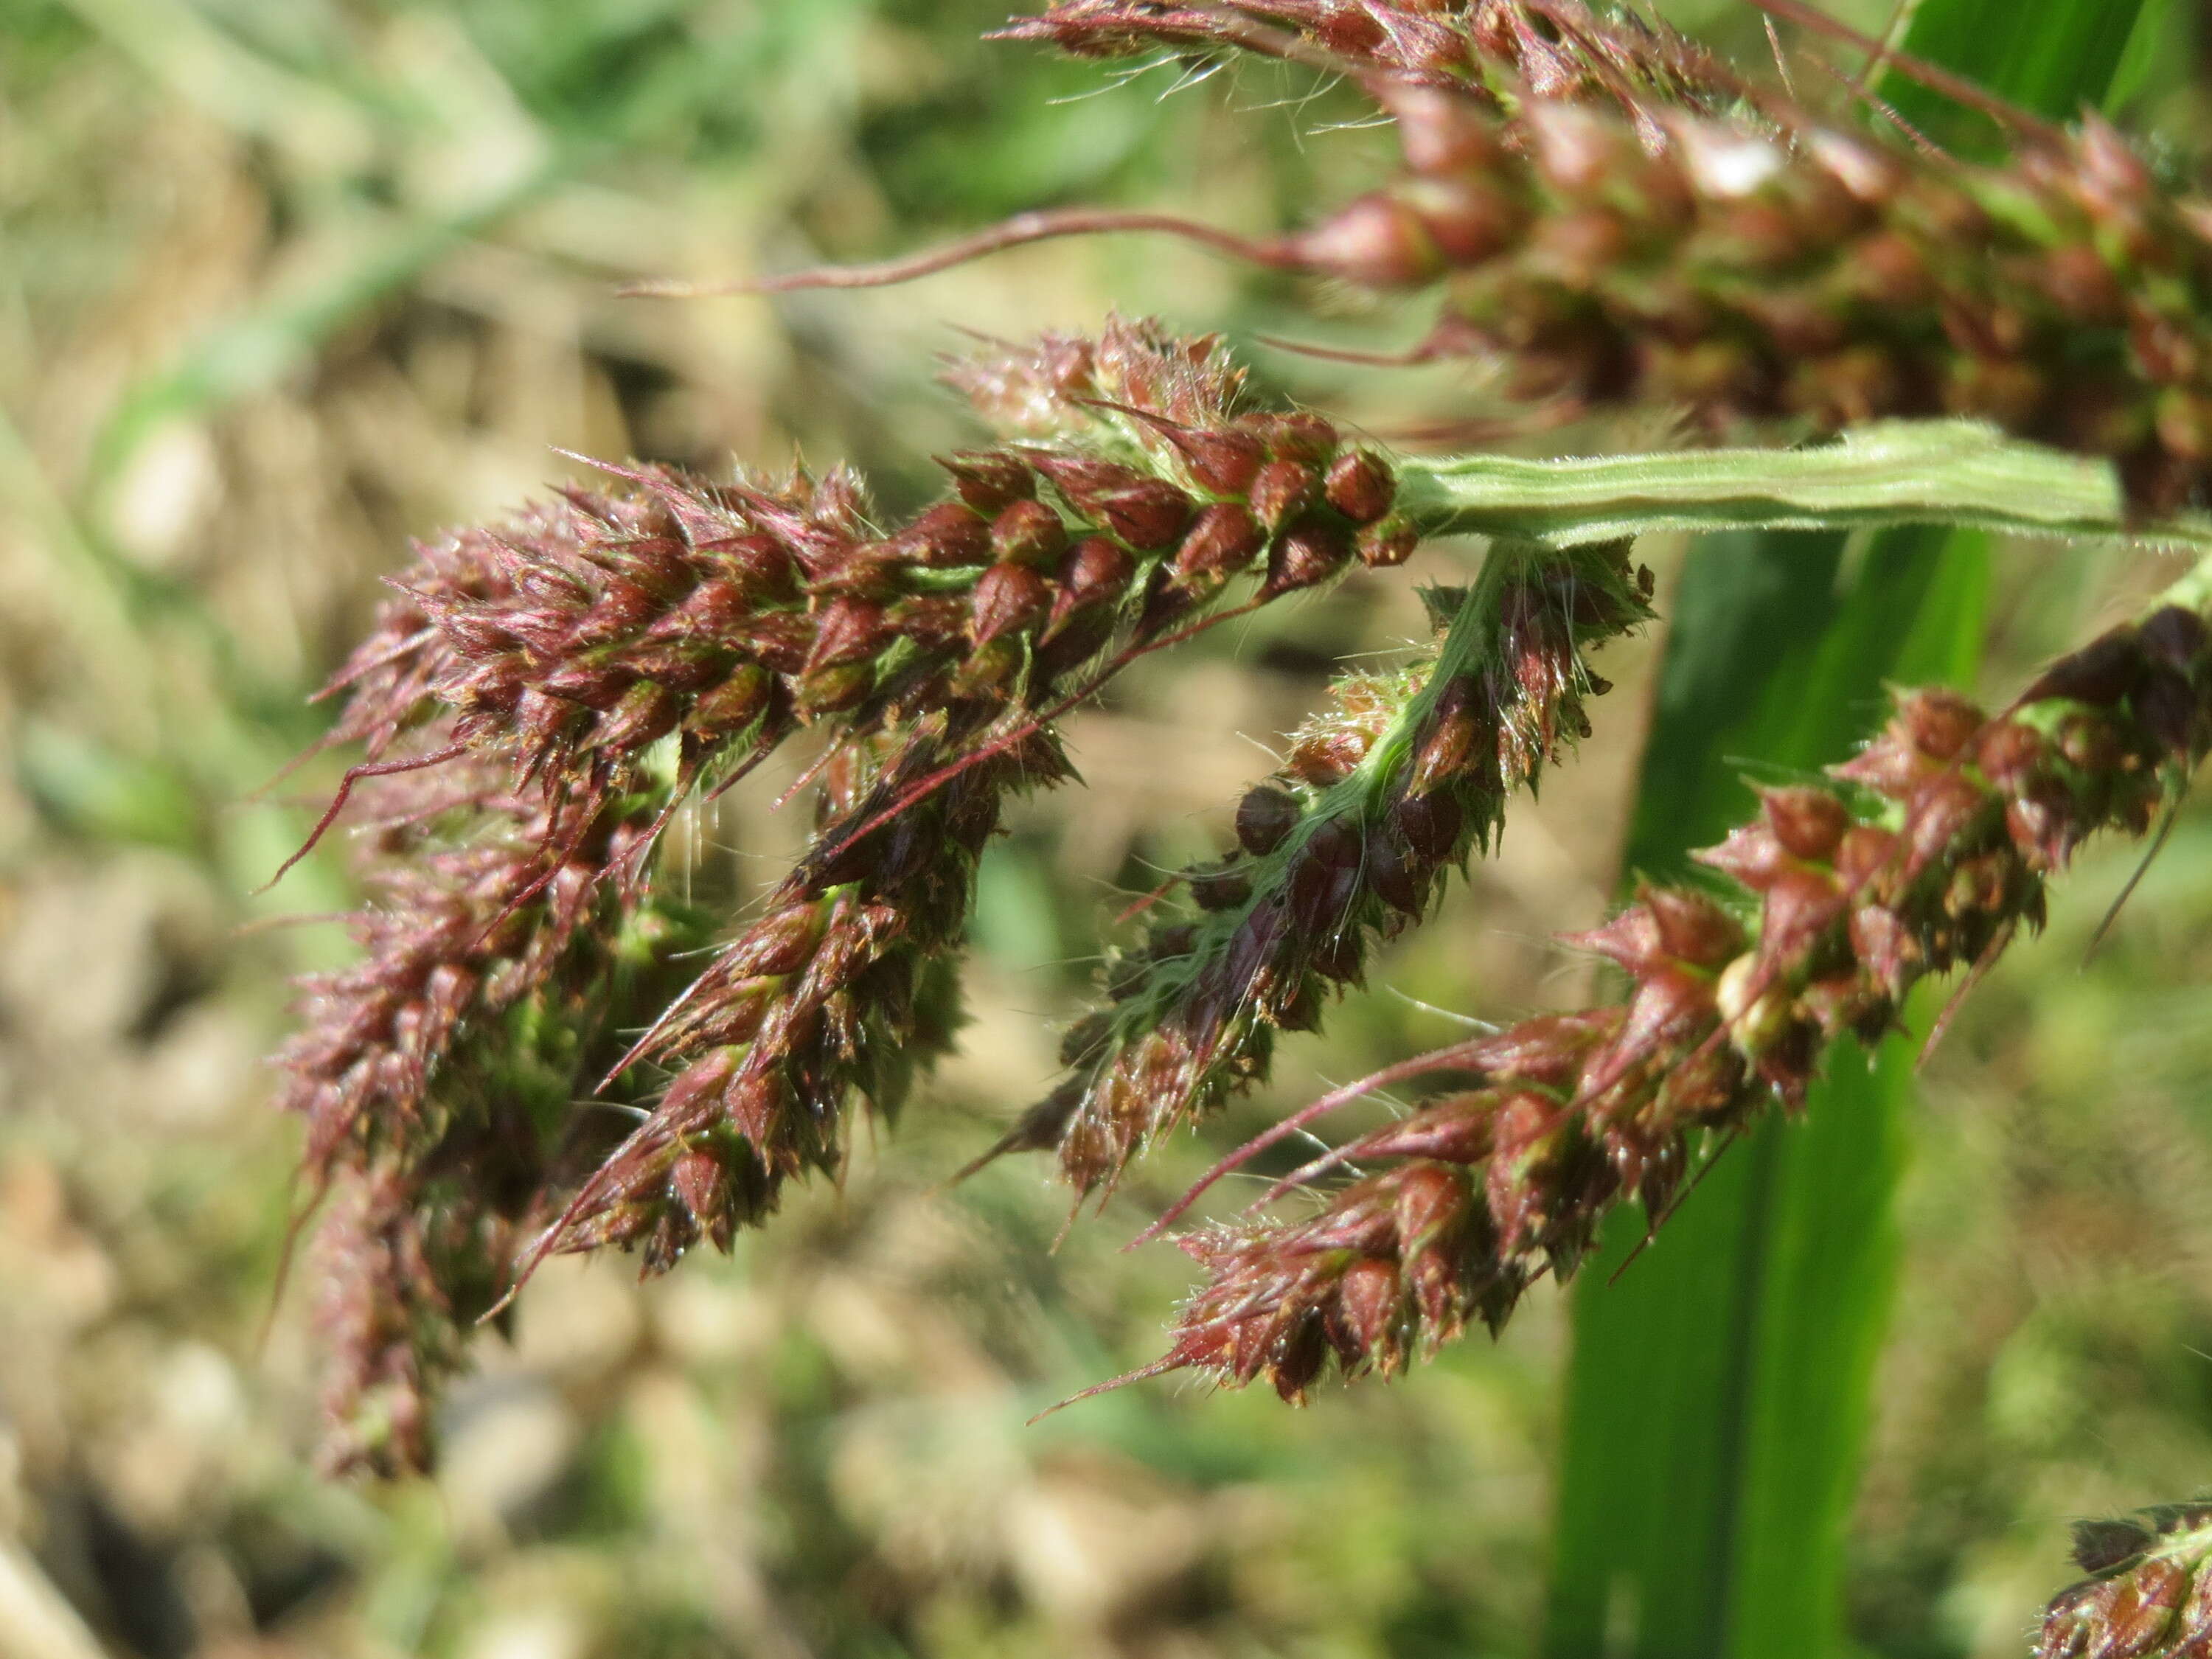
<box><xmin>1395</xmin><ymin>421</ymin><xmax>2212</xmax><ymax>548</ymax></box>
<box><xmin>1105</xmin><ymin>546</ymin><xmax>1532</xmax><ymax>1051</ymax></box>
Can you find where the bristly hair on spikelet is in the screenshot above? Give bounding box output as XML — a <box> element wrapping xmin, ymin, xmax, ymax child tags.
<box><xmin>278</xmin><ymin>751</ymin><xmax>713</xmax><ymax>1472</ymax></box>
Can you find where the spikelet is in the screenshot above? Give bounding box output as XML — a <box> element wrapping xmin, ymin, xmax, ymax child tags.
<box><xmin>525</xmin><ymin>714</ymin><xmax>1071</xmax><ymax>1270</ymax></box>
<box><xmin>277</xmin><ymin>751</ymin><xmax>711</xmax><ymax>1471</ymax></box>
<box><xmin>296</xmin><ymin>320</ymin><xmax>1409</xmax><ymax>863</ymax></box>
<box><xmin>2034</xmin><ymin>1500</ymin><xmax>2212</xmax><ymax>1659</ymax></box>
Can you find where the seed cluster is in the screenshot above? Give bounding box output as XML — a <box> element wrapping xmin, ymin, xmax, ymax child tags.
<box><xmin>983</xmin><ymin>540</ymin><xmax>1650</xmax><ymax>1198</ymax></box>
<box><xmin>276</xmin><ymin>757</ymin><xmax>705</xmax><ymax>1472</ymax></box>
<box><xmin>277</xmin><ymin>323</ymin><xmax>1436</xmax><ymax>1465</ymax></box>
<box><xmin>1134</xmin><ymin>601</ymin><xmax>2212</xmax><ymax>1401</ymax></box>
<box><xmin>276</xmin><ymin>766</ymin><xmax>655</xmax><ymax>1165</ymax></box>
<box><xmin>526</xmin><ymin>717</ymin><xmax>1068</xmax><ymax>1271</ymax></box>
<box><xmin>1011</xmin><ymin>1</ymin><xmax>2212</xmax><ymax>511</ymax></box>
<box><xmin>322</xmin><ymin>321</ymin><xmax>1408</xmax><ymax>835</ymax></box>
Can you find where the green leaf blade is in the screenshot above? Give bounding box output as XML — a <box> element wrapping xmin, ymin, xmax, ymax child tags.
<box><xmin>1541</xmin><ymin>0</ymin><xmax>2154</xmax><ymax>1641</ymax></box>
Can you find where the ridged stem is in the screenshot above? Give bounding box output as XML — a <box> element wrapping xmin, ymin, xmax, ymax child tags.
<box><xmin>1394</xmin><ymin>422</ymin><xmax>2212</xmax><ymax>549</ymax></box>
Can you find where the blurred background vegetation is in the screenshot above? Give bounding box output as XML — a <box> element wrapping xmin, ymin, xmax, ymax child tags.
<box><xmin>7</xmin><ymin>1</ymin><xmax>2212</xmax><ymax>1655</ymax></box>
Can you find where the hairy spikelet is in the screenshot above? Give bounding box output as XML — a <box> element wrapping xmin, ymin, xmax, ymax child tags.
<box><xmin>945</xmin><ymin>313</ymin><xmax>1252</xmax><ymax>438</ymax></box>
<box><xmin>999</xmin><ymin>0</ymin><xmax>1738</xmax><ymax>131</ymax></box>
<box><xmin>310</xmin><ymin>1164</ymin><xmax>456</xmax><ymax>1478</ymax></box>
<box><xmin>279</xmin><ymin>755</ymin><xmax>710</xmax><ymax>1470</ymax></box>
<box><xmin>276</xmin><ymin>762</ymin><xmax>662</xmax><ymax>1172</ymax></box>
<box><xmin>525</xmin><ymin>714</ymin><xmax>1071</xmax><ymax>1270</ymax></box>
<box><xmin>461</xmin><ymin>326</ymin><xmax>1420</xmax><ymax>1273</ymax></box>
<box><xmin>1127</xmin><ymin>597</ymin><xmax>2212</xmax><ymax>1401</ymax></box>
<box><xmin>319</xmin><ymin>324</ymin><xmax>1408</xmax><ymax>820</ymax></box>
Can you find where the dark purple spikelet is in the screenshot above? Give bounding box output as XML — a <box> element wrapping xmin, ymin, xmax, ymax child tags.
<box><xmin>2034</xmin><ymin>1499</ymin><xmax>2212</xmax><ymax>1659</ymax></box>
<box><xmin>312</xmin><ymin>318</ymin><xmax>1407</xmax><ymax>848</ymax></box>
<box><xmin>315</xmin><ymin>529</ymin><xmax>510</xmax><ymax>762</ymax></box>
<box><xmin>470</xmin><ymin>324</ymin><xmax>1427</xmax><ymax>1270</ymax></box>
<box><xmin>945</xmin><ymin>313</ymin><xmax>1252</xmax><ymax>437</ymax></box>
<box><xmin>402</xmin><ymin>465</ymin><xmax>844</xmax><ymax>797</ymax></box>
<box><xmin>1354</xmin><ymin>96</ymin><xmax>2212</xmax><ymax>504</ymax></box>
<box><xmin>275</xmin><ymin>756</ymin><xmax>658</xmax><ymax>1179</ymax></box>
<box><xmin>1131</xmin><ymin>599</ymin><xmax>2212</xmax><ymax>1402</ymax></box>
<box><xmin>276</xmin><ymin>750</ymin><xmax>703</xmax><ymax>1472</ymax></box>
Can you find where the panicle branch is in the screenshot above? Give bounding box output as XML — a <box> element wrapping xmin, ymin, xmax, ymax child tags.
<box><xmin>302</xmin><ymin>317</ymin><xmax>1412</xmax><ymax>862</ymax></box>
<box><xmin>1130</xmin><ymin>584</ymin><xmax>2212</xmax><ymax>1402</ymax></box>
<box><xmin>975</xmin><ymin>537</ymin><xmax>1651</xmax><ymax>1200</ymax></box>
<box><xmin>518</xmin><ymin>714</ymin><xmax>1070</xmax><ymax>1272</ymax></box>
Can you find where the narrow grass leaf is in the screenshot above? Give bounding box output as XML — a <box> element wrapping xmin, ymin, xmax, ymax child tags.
<box><xmin>1543</xmin><ymin>4</ymin><xmax>2155</xmax><ymax>1649</ymax></box>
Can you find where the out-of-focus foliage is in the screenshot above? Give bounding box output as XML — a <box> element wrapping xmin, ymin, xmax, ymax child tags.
<box><xmin>6</xmin><ymin>1</ymin><xmax>2212</xmax><ymax>1656</ymax></box>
